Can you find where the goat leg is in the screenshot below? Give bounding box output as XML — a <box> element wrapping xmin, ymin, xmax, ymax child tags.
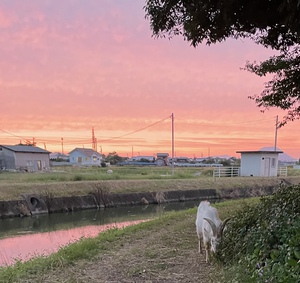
<box><xmin>198</xmin><ymin>238</ymin><xmax>203</xmax><ymax>254</ymax></box>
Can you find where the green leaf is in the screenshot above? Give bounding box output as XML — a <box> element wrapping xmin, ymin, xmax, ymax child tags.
<box><xmin>287</xmin><ymin>259</ymin><xmax>298</xmax><ymax>266</ymax></box>
<box><xmin>294</xmin><ymin>250</ymin><xmax>300</xmax><ymax>259</ymax></box>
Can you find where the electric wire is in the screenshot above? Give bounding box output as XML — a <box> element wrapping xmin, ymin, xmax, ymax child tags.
<box><xmin>0</xmin><ymin>115</ymin><xmax>277</xmax><ymax>149</ymax></box>
<box><xmin>97</xmin><ymin>115</ymin><xmax>171</xmax><ymax>143</ymax></box>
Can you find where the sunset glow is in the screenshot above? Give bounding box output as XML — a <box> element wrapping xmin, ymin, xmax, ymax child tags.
<box><xmin>1</xmin><ymin>1</ymin><xmax>299</xmax><ymax>159</ymax></box>
<box><xmin>0</xmin><ymin>221</ymin><xmax>146</xmax><ymax>266</ymax></box>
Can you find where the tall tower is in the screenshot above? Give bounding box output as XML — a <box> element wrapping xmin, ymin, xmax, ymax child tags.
<box><xmin>92</xmin><ymin>128</ymin><xmax>97</xmax><ymax>151</ymax></box>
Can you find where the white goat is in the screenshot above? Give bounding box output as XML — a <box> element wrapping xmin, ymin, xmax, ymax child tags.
<box><xmin>195</xmin><ymin>200</ymin><xmax>230</xmax><ymax>263</ymax></box>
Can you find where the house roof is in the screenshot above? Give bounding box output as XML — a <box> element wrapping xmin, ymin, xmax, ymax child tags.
<box><xmin>236</xmin><ymin>150</ymin><xmax>283</xmax><ymax>154</ymax></box>
<box><xmin>69</xmin><ymin>148</ymin><xmax>101</xmax><ymax>157</ymax></box>
<box><xmin>0</xmin><ymin>145</ymin><xmax>51</xmax><ymax>154</ymax></box>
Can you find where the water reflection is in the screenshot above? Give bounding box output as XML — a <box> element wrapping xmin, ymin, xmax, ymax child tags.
<box><xmin>0</xmin><ymin>221</ymin><xmax>145</xmax><ymax>266</ymax></box>
<box><xmin>0</xmin><ymin>201</ymin><xmax>199</xmax><ymax>266</ymax></box>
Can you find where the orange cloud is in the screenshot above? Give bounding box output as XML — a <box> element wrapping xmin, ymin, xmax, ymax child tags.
<box><xmin>0</xmin><ymin>1</ymin><xmax>298</xmax><ymax>159</ymax></box>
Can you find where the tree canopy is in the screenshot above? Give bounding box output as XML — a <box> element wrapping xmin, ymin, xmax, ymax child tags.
<box><xmin>144</xmin><ymin>0</ymin><xmax>300</xmax><ymax>126</ymax></box>
<box><xmin>104</xmin><ymin>151</ymin><xmax>125</xmax><ymax>165</ymax></box>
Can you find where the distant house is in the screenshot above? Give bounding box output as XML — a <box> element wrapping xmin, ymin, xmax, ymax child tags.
<box><xmin>127</xmin><ymin>156</ymin><xmax>155</xmax><ymax>162</ymax></box>
<box><xmin>236</xmin><ymin>150</ymin><xmax>283</xmax><ymax>177</ymax></box>
<box><xmin>69</xmin><ymin>148</ymin><xmax>102</xmax><ymax>166</ymax></box>
<box><xmin>173</xmin><ymin>157</ymin><xmax>192</xmax><ymax>163</ymax></box>
<box><xmin>50</xmin><ymin>152</ymin><xmax>69</xmax><ymax>161</ymax></box>
<box><xmin>0</xmin><ymin>145</ymin><xmax>51</xmax><ymax>171</ymax></box>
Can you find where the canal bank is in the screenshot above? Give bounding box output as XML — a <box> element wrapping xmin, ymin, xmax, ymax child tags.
<box><xmin>0</xmin><ymin>183</ymin><xmax>279</xmax><ymax>218</ymax></box>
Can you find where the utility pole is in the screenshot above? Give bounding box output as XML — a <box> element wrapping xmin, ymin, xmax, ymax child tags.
<box><xmin>61</xmin><ymin>138</ymin><xmax>64</xmax><ymax>154</ymax></box>
<box><xmin>274</xmin><ymin>115</ymin><xmax>279</xmax><ymax>151</ymax></box>
<box><xmin>171</xmin><ymin>113</ymin><xmax>175</xmax><ymax>175</ymax></box>
<box><xmin>92</xmin><ymin>128</ymin><xmax>97</xmax><ymax>151</ymax></box>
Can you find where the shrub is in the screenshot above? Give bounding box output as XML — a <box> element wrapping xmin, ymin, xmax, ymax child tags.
<box><xmin>217</xmin><ymin>185</ymin><xmax>300</xmax><ymax>282</ymax></box>
<box><xmin>73</xmin><ymin>175</ymin><xmax>84</xmax><ymax>181</ymax></box>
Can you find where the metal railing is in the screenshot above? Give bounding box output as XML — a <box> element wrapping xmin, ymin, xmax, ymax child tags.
<box><xmin>278</xmin><ymin>166</ymin><xmax>288</xmax><ymax>177</ymax></box>
<box><xmin>213</xmin><ymin>166</ymin><xmax>240</xmax><ymax>178</ymax></box>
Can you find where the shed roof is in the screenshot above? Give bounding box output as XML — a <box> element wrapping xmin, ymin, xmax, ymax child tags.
<box><xmin>69</xmin><ymin>148</ymin><xmax>101</xmax><ymax>157</ymax></box>
<box><xmin>0</xmin><ymin>145</ymin><xmax>51</xmax><ymax>154</ymax></box>
<box><xmin>236</xmin><ymin>150</ymin><xmax>283</xmax><ymax>154</ymax></box>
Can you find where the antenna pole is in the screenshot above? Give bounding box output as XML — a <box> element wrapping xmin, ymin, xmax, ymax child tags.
<box><xmin>274</xmin><ymin>115</ymin><xmax>278</xmax><ymax>151</ymax></box>
<box><xmin>171</xmin><ymin>113</ymin><xmax>175</xmax><ymax>175</ymax></box>
<box><xmin>61</xmin><ymin>137</ymin><xmax>64</xmax><ymax>154</ymax></box>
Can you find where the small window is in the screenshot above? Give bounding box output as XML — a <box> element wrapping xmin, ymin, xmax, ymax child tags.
<box><xmin>271</xmin><ymin>158</ymin><xmax>276</xmax><ymax>167</ymax></box>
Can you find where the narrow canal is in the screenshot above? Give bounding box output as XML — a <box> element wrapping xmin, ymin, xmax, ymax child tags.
<box><xmin>0</xmin><ymin>200</ymin><xmax>199</xmax><ymax>266</ymax></box>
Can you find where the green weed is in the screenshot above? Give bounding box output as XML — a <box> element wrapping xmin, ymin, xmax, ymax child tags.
<box><xmin>217</xmin><ymin>185</ymin><xmax>300</xmax><ymax>282</ymax></box>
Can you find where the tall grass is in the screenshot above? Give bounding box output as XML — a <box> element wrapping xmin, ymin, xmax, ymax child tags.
<box><xmin>0</xmin><ymin>166</ymin><xmax>207</xmax><ymax>183</ymax></box>
<box><xmin>1</xmin><ymin>166</ymin><xmax>299</xmax><ymax>184</ymax></box>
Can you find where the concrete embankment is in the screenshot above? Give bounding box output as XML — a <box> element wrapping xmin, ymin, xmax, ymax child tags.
<box><xmin>0</xmin><ymin>185</ymin><xmax>278</xmax><ymax>219</ymax></box>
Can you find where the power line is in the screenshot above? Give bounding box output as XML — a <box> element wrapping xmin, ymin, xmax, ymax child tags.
<box><xmin>0</xmin><ymin>129</ymin><xmax>30</xmax><ymax>140</ymax></box>
<box><xmin>181</xmin><ymin>116</ymin><xmax>275</xmax><ymax>127</ymax></box>
<box><xmin>0</xmin><ymin>115</ymin><xmax>172</xmax><ymax>147</ymax></box>
<box><xmin>97</xmin><ymin>115</ymin><xmax>171</xmax><ymax>143</ymax></box>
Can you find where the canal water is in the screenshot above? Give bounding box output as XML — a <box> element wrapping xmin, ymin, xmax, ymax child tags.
<box><xmin>0</xmin><ymin>200</ymin><xmax>200</xmax><ymax>266</ymax></box>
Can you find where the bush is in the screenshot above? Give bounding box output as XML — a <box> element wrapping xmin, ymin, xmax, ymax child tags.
<box><xmin>73</xmin><ymin>175</ymin><xmax>84</xmax><ymax>181</ymax></box>
<box><xmin>217</xmin><ymin>185</ymin><xmax>300</xmax><ymax>283</ymax></box>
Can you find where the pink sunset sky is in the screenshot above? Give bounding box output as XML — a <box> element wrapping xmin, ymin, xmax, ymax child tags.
<box><xmin>0</xmin><ymin>0</ymin><xmax>299</xmax><ymax>159</ymax></box>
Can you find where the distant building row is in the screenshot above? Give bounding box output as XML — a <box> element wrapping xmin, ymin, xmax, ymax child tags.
<box><xmin>0</xmin><ymin>145</ymin><xmax>103</xmax><ymax>171</ymax></box>
<box><xmin>0</xmin><ymin>144</ymin><xmax>291</xmax><ymax>177</ymax></box>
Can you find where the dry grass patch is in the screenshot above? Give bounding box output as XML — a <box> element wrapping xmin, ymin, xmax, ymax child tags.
<box><xmin>1</xmin><ymin>176</ymin><xmax>300</xmax><ymax>201</ymax></box>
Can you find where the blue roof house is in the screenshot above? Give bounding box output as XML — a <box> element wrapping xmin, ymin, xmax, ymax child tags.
<box><xmin>69</xmin><ymin>148</ymin><xmax>102</xmax><ymax>166</ymax></box>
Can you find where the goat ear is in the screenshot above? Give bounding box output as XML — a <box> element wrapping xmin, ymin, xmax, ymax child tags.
<box><xmin>219</xmin><ymin>218</ymin><xmax>231</xmax><ymax>236</ymax></box>
<box><xmin>203</xmin><ymin>217</ymin><xmax>217</xmax><ymax>236</ymax></box>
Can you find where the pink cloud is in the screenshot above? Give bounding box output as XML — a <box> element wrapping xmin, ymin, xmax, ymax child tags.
<box><xmin>0</xmin><ymin>1</ymin><xmax>298</xmax><ymax>158</ymax></box>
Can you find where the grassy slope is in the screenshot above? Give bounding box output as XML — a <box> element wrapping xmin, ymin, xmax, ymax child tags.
<box><xmin>1</xmin><ymin>166</ymin><xmax>300</xmax><ymax>200</ymax></box>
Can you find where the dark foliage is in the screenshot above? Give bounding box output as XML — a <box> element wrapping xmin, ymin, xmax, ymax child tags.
<box><xmin>105</xmin><ymin>151</ymin><xmax>125</xmax><ymax>165</ymax></box>
<box><xmin>217</xmin><ymin>185</ymin><xmax>300</xmax><ymax>282</ymax></box>
<box><xmin>246</xmin><ymin>48</ymin><xmax>300</xmax><ymax>126</ymax></box>
<box><xmin>145</xmin><ymin>0</ymin><xmax>300</xmax><ymax>49</ymax></box>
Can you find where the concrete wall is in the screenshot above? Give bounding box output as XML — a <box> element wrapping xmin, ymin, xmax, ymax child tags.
<box><xmin>0</xmin><ymin>186</ymin><xmax>278</xmax><ymax>219</ymax></box>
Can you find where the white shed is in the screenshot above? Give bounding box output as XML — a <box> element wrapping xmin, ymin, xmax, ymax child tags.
<box><xmin>236</xmin><ymin>150</ymin><xmax>283</xmax><ymax>177</ymax></box>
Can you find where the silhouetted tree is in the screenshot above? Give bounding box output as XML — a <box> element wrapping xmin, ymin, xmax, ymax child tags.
<box><xmin>105</xmin><ymin>151</ymin><xmax>125</xmax><ymax>165</ymax></box>
<box><xmin>145</xmin><ymin>0</ymin><xmax>300</xmax><ymax>125</ymax></box>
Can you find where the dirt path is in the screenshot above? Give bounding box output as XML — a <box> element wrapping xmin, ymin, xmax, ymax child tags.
<box><xmin>19</xmin><ymin>211</ymin><xmax>216</xmax><ymax>283</ymax></box>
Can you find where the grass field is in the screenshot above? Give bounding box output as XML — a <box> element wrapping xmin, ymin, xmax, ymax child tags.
<box><xmin>0</xmin><ymin>165</ymin><xmax>214</xmax><ymax>183</ymax></box>
<box><xmin>0</xmin><ymin>165</ymin><xmax>300</xmax><ymax>201</ymax></box>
